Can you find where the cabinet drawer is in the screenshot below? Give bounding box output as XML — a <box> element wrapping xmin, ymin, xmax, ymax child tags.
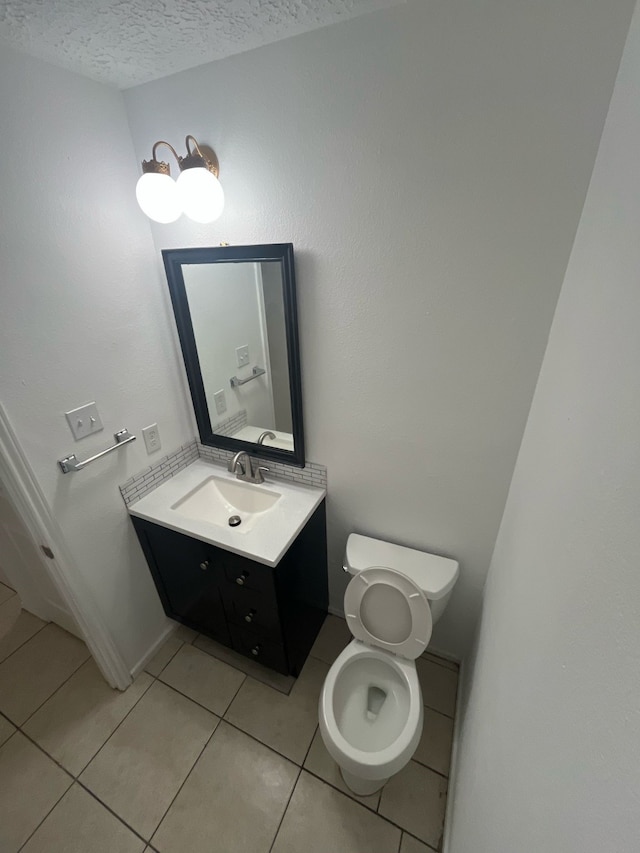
<box><xmin>221</xmin><ymin>584</ymin><xmax>282</xmax><ymax>641</ymax></box>
<box><xmin>222</xmin><ymin>553</ymin><xmax>276</xmax><ymax>598</ymax></box>
<box><xmin>229</xmin><ymin>623</ymin><xmax>288</xmax><ymax>675</ymax></box>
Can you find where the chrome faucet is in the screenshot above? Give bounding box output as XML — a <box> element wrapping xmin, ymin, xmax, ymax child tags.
<box><xmin>228</xmin><ymin>451</ymin><xmax>270</xmax><ymax>484</ymax></box>
<box><xmin>257</xmin><ymin>430</ymin><xmax>276</xmax><ymax>445</ymax></box>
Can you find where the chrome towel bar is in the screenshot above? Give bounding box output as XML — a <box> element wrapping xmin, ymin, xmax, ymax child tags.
<box><xmin>230</xmin><ymin>366</ymin><xmax>266</xmax><ymax>388</ymax></box>
<box><xmin>58</xmin><ymin>428</ymin><xmax>136</xmax><ymax>474</ymax></box>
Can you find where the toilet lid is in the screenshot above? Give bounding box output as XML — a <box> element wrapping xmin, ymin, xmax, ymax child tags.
<box><xmin>343</xmin><ymin>566</ymin><xmax>432</xmax><ymax>660</ymax></box>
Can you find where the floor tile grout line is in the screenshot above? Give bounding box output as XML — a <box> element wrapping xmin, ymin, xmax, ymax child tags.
<box><xmin>267</xmin><ymin>766</ymin><xmax>302</xmax><ymax>853</ymax></box>
<box><xmin>74</xmin><ymin>777</ymin><xmax>155</xmax><ymax>847</ymax></box>
<box><xmin>13</xmin><ymin>645</ymin><xmax>91</xmax><ymax>730</ymax></box>
<box><xmin>71</xmin><ymin>668</ymin><xmax>157</xmax><ymax>779</ymax></box>
<box><xmin>144</xmin><ymin>633</ymin><xmax>187</xmax><ymax>678</ymax></box>
<box><xmin>147</xmin><ymin>721</ymin><xmax>222</xmax><ymax>847</ymax></box>
<box><xmin>15</xmin><ymin>773</ymin><xmax>73</xmax><ymax>852</ymax></box>
<box><xmin>299</xmin><ymin>764</ymin><xmax>415</xmax><ymax>842</ymax></box>
<box><xmin>301</xmin><ymin>765</ymin><xmax>379</xmax><ymax>814</ymax></box>
<box><xmin>193</xmin><ymin>634</ymin><xmax>295</xmax><ymax>696</ymax></box>
<box><xmin>0</xmin><ymin>618</ymin><xmax>49</xmax><ymax>667</ymax></box>
<box><xmin>14</xmin><ymin>661</ymin><xmax>156</xmax><ymax>791</ymax></box>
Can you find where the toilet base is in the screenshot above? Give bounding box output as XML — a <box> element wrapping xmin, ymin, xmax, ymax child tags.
<box><xmin>340</xmin><ymin>767</ymin><xmax>389</xmax><ymax>796</ymax></box>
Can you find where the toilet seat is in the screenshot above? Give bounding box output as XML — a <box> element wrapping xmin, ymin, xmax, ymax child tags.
<box><xmin>319</xmin><ymin>639</ymin><xmax>424</xmax><ymax>788</ymax></box>
<box><xmin>344</xmin><ymin>566</ymin><xmax>432</xmax><ymax>660</ymax></box>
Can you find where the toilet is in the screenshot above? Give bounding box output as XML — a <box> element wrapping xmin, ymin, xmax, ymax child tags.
<box><xmin>318</xmin><ymin>534</ymin><xmax>459</xmax><ymax>796</ymax></box>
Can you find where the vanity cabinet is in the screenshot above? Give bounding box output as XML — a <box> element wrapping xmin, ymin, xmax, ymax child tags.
<box><xmin>132</xmin><ymin>500</ymin><xmax>328</xmax><ymax>677</ymax></box>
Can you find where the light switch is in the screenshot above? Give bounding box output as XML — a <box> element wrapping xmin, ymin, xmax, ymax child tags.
<box><xmin>236</xmin><ymin>345</ymin><xmax>250</xmax><ymax>367</ymax></box>
<box><xmin>213</xmin><ymin>389</ymin><xmax>227</xmax><ymax>415</ymax></box>
<box><xmin>65</xmin><ymin>402</ymin><xmax>104</xmax><ymax>441</ymax></box>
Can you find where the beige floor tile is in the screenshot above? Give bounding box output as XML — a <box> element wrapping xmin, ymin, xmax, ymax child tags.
<box><xmin>379</xmin><ymin>760</ymin><xmax>447</xmax><ymax>849</ymax></box>
<box><xmin>272</xmin><ymin>771</ymin><xmax>400</xmax><ymax>853</ymax></box>
<box><xmin>193</xmin><ymin>633</ymin><xmax>295</xmax><ymax>693</ymax></box>
<box><xmin>416</xmin><ymin>657</ymin><xmax>458</xmax><ymax>717</ymax></box>
<box><xmin>0</xmin><ymin>604</ymin><xmax>46</xmax><ymax>663</ymax></box>
<box><xmin>21</xmin><ymin>783</ymin><xmax>145</xmax><ymax>853</ymax></box>
<box><xmin>174</xmin><ymin>623</ymin><xmax>198</xmax><ymax>643</ymax></box>
<box><xmin>304</xmin><ymin>728</ymin><xmax>381</xmax><ymax>810</ymax></box>
<box><xmin>0</xmin><ymin>731</ymin><xmax>72</xmax><ymax>852</ymax></box>
<box><xmin>0</xmin><ymin>715</ymin><xmax>15</xmax><ymax>747</ymax></box>
<box><xmin>0</xmin><ymin>581</ymin><xmax>16</xmax><ymax>605</ymax></box>
<box><xmin>0</xmin><ymin>624</ymin><xmax>89</xmax><ymax>724</ymax></box>
<box><xmin>144</xmin><ymin>634</ymin><xmax>183</xmax><ymax>677</ymax></box>
<box><xmin>400</xmin><ymin>833</ymin><xmax>432</xmax><ymax>853</ymax></box>
<box><xmin>159</xmin><ymin>643</ymin><xmax>245</xmax><ymax>715</ymax></box>
<box><xmin>413</xmin><ymin>707</ymin><xmax>454</xmax><ymax>776</ymax></box>
<box><xmin>421</xmin><ymin>650</ymin><xmax>459</xmax><ymax>673</ymax></box>
<box><xmin>225</xmin><ymin>656</ymin><xmax>328</xmax><ymax>764</ymax></box>
<box><xmin>24</xmin><ymin>660</ymin><xmax>153</xmax><ymax>775</ymax></box>
<box><xmin>309</xmin><ymin>614</ymin><xmax>351</xmax><ymax>665</ymax></box>
<box><xmin>80</xmin><ymin>680</ymin><xmax>218</xmax><ymax>840</ymax></box>
<box><xmin>153</xmin><ymin>721</ymin><xmax>298</xmax><ymax>853</ymax></box>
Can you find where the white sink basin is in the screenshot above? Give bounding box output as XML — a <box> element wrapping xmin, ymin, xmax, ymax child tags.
<box><xmin>128</xmin><ymin>459</ymin><xmax>326</xmax><ymax>566</ymax></box>
<box><xmin>171</xmin><ymin>475</ymin><xmax>281</xmax><ymax>534</ymax></box>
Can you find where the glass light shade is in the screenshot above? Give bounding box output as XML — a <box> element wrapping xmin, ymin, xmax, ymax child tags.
<box><xmin>176</xmin><ymin>168</ymin><xmax>225</xmax><ymax>224</ymax></box>
<box><xmin>135</xmin><ymin>172</ymin><xmax>182</xmax><ymax>224</ymax></box>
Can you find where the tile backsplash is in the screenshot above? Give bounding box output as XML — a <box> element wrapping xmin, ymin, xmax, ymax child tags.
<box><xmin>119</xmin><ymin>440</ymin><xmax>199</xmax><ymax>507</ymax></box>
<box><xmin>119</xmin><ymin>438</ymin><xmax>326</xmax><ymax>508</ymax></box>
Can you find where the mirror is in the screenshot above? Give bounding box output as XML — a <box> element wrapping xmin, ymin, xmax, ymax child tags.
<box><xmin>162</xmin><ymin>244</ymin><xmax>305</xmax><ymax>466</ymax></box>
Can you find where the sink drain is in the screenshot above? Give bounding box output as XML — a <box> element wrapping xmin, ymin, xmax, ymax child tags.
<box><xmin>228</xmin><ymin>515</ymin><xmax>242</xmax><ymax>527</ymax></box>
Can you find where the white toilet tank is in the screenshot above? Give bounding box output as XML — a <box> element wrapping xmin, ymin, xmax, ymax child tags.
<box><xmin>343</xmin><ymin>534</ymin><xmax>459</xmax><ymax>626</ymax></box>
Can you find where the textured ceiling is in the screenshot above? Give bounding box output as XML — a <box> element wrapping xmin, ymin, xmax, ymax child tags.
<box><xmin>0</xmin><ymin>0</ymin><xmax>403</xmax><ymax>89</ymax></box>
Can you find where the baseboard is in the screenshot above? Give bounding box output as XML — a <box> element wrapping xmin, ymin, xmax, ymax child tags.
<box><xmin>442</xmin><ymin>656</ymin><xmax>465</xmax><ymax>853</ymax></box>
<box><xmin>129</xmin><ymin>621</ymin><xmax>177</xmax><ymax>679</ymax></box>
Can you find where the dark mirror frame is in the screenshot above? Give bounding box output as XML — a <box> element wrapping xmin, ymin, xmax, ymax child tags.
<box><xmin>162</xmin><ymin>243</ymin><xmax>305</xmax><ymax>467</ymax></box>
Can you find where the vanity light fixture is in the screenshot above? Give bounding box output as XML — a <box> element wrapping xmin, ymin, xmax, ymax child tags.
<box><xmin>135</xmin><ymin>135</ymin><xmax>224</xmax><ymax>225</ymax></box>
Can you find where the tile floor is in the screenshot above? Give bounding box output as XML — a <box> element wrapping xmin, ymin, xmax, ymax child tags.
<box><xmin>0</xmin><ymin>580</ymin><xmax>459</xmax><ymax>853</ymax></box>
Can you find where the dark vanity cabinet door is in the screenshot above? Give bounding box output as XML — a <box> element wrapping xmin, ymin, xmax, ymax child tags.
<box><xmin>132</xmin><ymin>500</ymin><xmax>328</xmax><ymax>677</ymax></box>
<box><xmin>133</xmin><ymin>520</ymin><xmax>230</xmax><ymax>645</ymax></box>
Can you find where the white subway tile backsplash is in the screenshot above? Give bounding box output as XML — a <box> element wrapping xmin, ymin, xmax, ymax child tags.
<box><xmin>119</xmin><ymin>436</ymin><xmax>326</xmax><ymax>507</ymax></box>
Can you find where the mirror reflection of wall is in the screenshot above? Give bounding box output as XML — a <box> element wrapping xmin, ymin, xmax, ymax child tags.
<box><xmin>183</xmin><ymin>260</ymin><xmax>294</xmax><ymax>451</ymax></box>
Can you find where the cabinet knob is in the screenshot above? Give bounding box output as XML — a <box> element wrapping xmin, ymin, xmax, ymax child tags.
<box><xmin>200</xmin><ymin>561</ymin><xmax>209</xmax><ymax>571</ymax></box>
<box><xmin>236</xmin><ymin>572</ymin><xmax>247</xmax><ymax>586</ymax></box>
<box><xmin>245</xmin><ymin>609</ymin><xmax>256</xmax><ymax>623</ymax></box>
<box><xmin>251</xmin><ymin>644</ymin><xmax>261</xmax><ymax>656</ymax></box>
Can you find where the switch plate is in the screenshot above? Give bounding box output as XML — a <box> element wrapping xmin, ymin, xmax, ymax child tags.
<box><xmin>213</xmin><ymin>389</ymin><xmax>227</xmax><ymax>415</ymax></box>
<box><xmin>65</xmin><ymin>402</ymin><xmax>103</xmax><ymax>441</ymax></box>
<box><xmin>142</xmin><ymin>423</ymin><xmax>161</xmax><ymax>454</ymax></box>
<box><xmin>236</xmin><ymin>345</ymin><xmax>250</xmax><ymax>367</ymax></box>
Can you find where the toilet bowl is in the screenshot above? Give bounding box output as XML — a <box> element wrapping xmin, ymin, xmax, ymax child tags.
<box><xmin>319</xmin><ymin>535</ymin><xmax>459</xmax><ymax>796</ymax></box>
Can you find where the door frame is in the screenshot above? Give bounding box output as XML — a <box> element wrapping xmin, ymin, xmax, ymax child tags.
<box><xmin>0</xmin><ymin>401</ymin><xmax>131</xmax><ymax>689</ymax></box>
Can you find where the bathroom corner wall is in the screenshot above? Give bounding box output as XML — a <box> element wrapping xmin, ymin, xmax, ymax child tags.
<box><xmin>124</xmin><ymin>0</ymin><xmax>635</xmax><ymax>657</ymax></box>
<box><xmin>448</xmin><ymin>2</ymin><xmax>640</xmax><ymax>848</ymax></box>
<box><xmin>0</xmin><ymin>44</ymin><xmax>196</xmax><ymax>672</ymax></box>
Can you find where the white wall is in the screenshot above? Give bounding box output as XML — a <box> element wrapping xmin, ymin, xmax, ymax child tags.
<box><xmin>0</xmin><ymin>44</ymin><xmax>196</xmax><ymax>673</ymax></box>
<box><xmin>124</xmin><ymin>0</ymin><xmax>634</xmax><ymax>657</ymax></box>
<box><xmin>448</xmin><ymin>3</ymin><xmax>640</xmax><ymax>848</ymax></box>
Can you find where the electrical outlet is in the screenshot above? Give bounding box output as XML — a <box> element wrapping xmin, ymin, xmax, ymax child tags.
<box><xmin>236</xmin><ymin>345</ymin><xmax>250</xmax><ymax>367</ymax></box>
<box><xmin>142</xmin><ymin>423</ymin><xmax>161</xmax><ymax>454</ymax></box>
<box><xmin>65</xmin><ymin>402</ymin><xmax>104</xmax><ymax>441</ymax></box>
<box><xmin>213</xmin><ymin>389</ymin><xmax>227</xmax><ymax>415</ymax></box>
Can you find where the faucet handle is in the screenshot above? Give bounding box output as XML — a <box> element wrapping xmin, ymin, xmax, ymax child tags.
<box><xmin>255</xmin><ymin>466</ymin><xmax>270</xmax><ymax>483</ymax></box>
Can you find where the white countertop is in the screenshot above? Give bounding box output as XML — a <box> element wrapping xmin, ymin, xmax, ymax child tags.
<box><xmin>128</xmin><ymin>459</ymin><xmax>325</xmax><ymax>567</ymax></box>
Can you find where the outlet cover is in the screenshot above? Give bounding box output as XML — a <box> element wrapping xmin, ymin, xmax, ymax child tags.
<box><xmin>142</xmin><ymin>423</ymin><xmax>161</xmax><ymax>454</ymax></box>
<box><xmin>236</xmin><ymin>345</ymin><xmax>250</xmax><ymax>367</ymax></box>
<box><xmin>213</xmin><ymin>389</ymin><xmax>227</xmax><ymax>415</ymax></box>
<box><xmin>65</xmin><ymin>402</ymin><xmax>103</xmax><ymax>441</ymax></box>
